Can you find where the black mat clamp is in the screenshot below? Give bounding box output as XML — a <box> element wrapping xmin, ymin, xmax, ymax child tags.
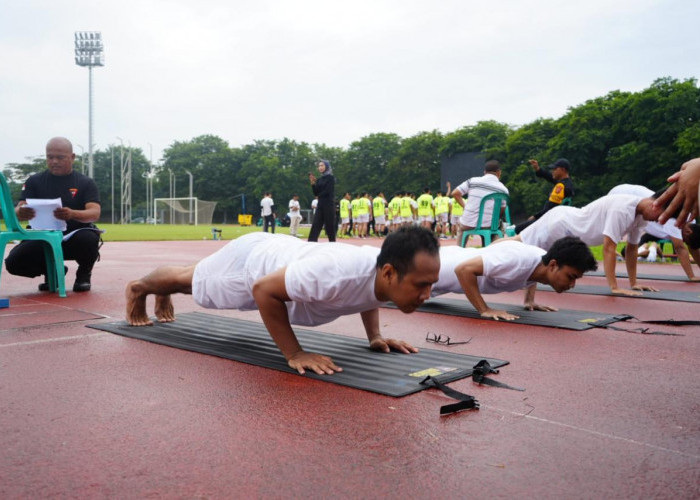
<box><xmin>420</xmin><ymin>375</ymin><xmax>479</xmax><ymax>415</ymax></box>
<box><xmin>472</xmin><ymin>360</ymin><xmax>525</xmax><ymax>392</ymax></box>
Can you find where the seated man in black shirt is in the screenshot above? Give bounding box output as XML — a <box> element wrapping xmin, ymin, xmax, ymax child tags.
<box><xmin>5</xmin><ymin>137</ymin><xmax>101</xmax><ymax>292</ymax></box>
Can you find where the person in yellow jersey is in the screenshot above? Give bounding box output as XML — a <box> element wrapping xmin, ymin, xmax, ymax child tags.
<box><xmin>338</xmin><ymin>192</ymin><xmax>352</xmax><ymax>238</ymax></box>
<box><xmin>350</xmin><ymin>193</ymin><xmax>362</xmax><ymax>237</ymax></box>
<box><xmin>410</xmin><ymin>193</ymin><xmax>418</xmax><ymax>225</ymax></box>
<box><xmin>450</xmin><ymin>193</ymin><xmax>465</xmax><ymax>241</ymax></box>
<box><xmin>400</xmin><ymin>191</ymin><xmax>414</xmax><ymax>227</ymax></box>
<box><xmin>388</xmin><ymin>192</ymin><xmax>403</xmax><ymax>232</ymax></box>
<box><xmin>372</xmin><ymin>192</ymin><xmax>388</xmax><ymax>237</ymax></box>
<box><xmin>355</xmin><ymin>192</ymin><xmax>371</xmax><ymax>238</ymax></box>
<box><xmin>434</xmin><ymin>190</ymin><xmax>451</xmax><ymax>239</ymax></box>
<box><xmin>416</xmin><ymin>187</ymin><xmax>435</xmax><ymax>230</ymax></box>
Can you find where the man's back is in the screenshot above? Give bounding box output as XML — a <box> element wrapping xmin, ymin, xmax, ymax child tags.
<box><xmin>521</xmin><ymin>194</ymin><xmax>646</xmax><ymax>248</ymax></box>
<box><xmin>193</xmin><ymin>233</ymin><xmax>382</xmax><ymax>326</ymax></box>
<box><xmin>454</xmin><ymin>173</ymin><xmax>508</xmax><ymax>227</ymax></box>
<box><xmin>432</xmin><ymin>241</ymin><xmax>544</xmax><ymax>296</ymax></box>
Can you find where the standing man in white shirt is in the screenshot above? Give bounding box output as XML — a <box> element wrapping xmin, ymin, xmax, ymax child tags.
<box><xmin>451</xmin><ymin>160</ymin><xmax>509</xmax><ymax>245</ymax></box>
<box><xmin>288</xmin><ymin>194</ymin><xmax>302</xmax><ymax>238</ymax></box>
<box><xmin>260</xmin><ymin>192</ymin><xmax>275</xmax><ymax>233</ymax></box>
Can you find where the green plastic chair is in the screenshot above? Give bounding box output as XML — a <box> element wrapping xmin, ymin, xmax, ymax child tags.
<box><xmin>0</xmin><ymin>171</ymin><xmax>66</xmax><ymax>297</ymax></box>
<box><xmin>460</xmin><ymin>192</ymin><xmax>511</xmax><ymax>248</ymax></box>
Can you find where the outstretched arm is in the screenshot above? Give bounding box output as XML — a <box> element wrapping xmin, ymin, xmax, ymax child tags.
<box><xmin>451</xmin><ymin>188</ymin><xmax>465</xmax><ymax>208</ymax></box>
<box><xmin>523</xmin><ymin>283</ymin><xmax>558</xmax><ymax>312</ymax></box>
<box><xmin>626</xmin><ymin>243</ymin><xmax>659</xmax><ymax>292</ymax></box>
<box><xmin>252</xmin><ymin>267</ymin><xmax>342</xmax><ymax>375</ymax></box>
<box><xmin>605</xmin><ymin>238</ymin><xmax>641</xmax><ymax>296</ymax></box>
<box><xmin>54</xmin><ymin>201</ymin><xmax>101</xmax><ymax>223</ymax></box>
<box><xmin>455</xmin><ymin>257</ymin><xmax>519</xmax><ymax>321</ymax></box>
<box><xmin>360</xmin><ymin>309</ymin><xmax>418</xmax><ymax>354</ymax></box>
<box><xmin>673</xmin><ymin>238</ymin><xmax>700</xmax><ymax>281</ymax></box>
<box><xmin>689</xmin><ymin>247</ymin><xmax>700</xmax><ymax>281</ymax></box>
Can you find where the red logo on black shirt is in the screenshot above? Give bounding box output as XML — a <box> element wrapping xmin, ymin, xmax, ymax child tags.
<box><xmin>70</xmin><ymin>188</ymin><xmax>78</xmax><ymax>198</ymax></box>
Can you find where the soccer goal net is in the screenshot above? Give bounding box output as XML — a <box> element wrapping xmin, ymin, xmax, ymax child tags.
<box><xmin>154</xmin><ymin>197</ymin><xmax>217</xmax><ymax>225</ymax></box>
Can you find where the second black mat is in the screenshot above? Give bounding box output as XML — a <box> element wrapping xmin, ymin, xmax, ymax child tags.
<box><xmin>87</xmin><ymin>312</ymin><xmax>508</xmax><ymax>397</ymax></box>
<box><xmin>585</xmin><ymin>270</ymin><xmax>694</xmax><ymax>282</ymax></box>
<box><xmin>537</xmin><ymin>284</ymin><xmax>700</xmax><ymax>303</ymax></box>
<box><xmin>383</xmin><ymin>298</ymin><xmax>626</xmax><ymax>331</ymax></box>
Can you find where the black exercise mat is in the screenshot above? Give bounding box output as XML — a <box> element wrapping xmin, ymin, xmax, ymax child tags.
<box><xmin>585</xmin><ymin>271</ymin><xmax>693</xmax><ymax>282</ymax></box>
<box><xmin>537</xmin><ymin>284</ymin><xmax>700</xmax><ymax>303</ymax></box>
<box><xmin>383</xmin><ymin>297</ymin><xmax>625</xmax><ymax>331</ymax></box>
<box><xmin>87</xmin><ymin>312</ymin><xmax>508</xmax><ymax>397</ymax></box>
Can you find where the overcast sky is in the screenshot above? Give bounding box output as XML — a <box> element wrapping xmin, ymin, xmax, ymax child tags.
<box><xmin>1</xmin><ymin>0</ymin><xmax>698</xmax><ymax>167</ymax></box>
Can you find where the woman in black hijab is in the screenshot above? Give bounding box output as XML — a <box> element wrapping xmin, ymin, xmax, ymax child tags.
<box><xmin>308</xmin><ymin>159</ymin><xmax>336</xmax><ymax>242</ymax></box>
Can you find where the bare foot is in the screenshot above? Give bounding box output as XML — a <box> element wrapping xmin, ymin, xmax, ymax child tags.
<box><xmin>125</xmin><ymin>280</ymin><xmax>153</xmax><ymax>326</ymax></box>
<box><xmin>155</xmin><ymin>294</ymin><xmax>175</xmax><ymax>323</ymax></box>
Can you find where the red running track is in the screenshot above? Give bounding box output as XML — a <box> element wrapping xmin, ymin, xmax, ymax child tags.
<box><xmin>1</xmin><ymin>237</ymin><xmax>698</xmax><ymax>498</ymax></box>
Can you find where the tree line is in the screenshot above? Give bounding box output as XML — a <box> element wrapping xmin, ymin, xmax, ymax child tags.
<box><xmin>4</xmin><ymin>77</ymin><xmax>699</xmax><ymax>224</ymax></box>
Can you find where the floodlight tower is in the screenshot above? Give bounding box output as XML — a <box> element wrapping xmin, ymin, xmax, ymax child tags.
<box><xmin>74</xmin><ymin>31</ymin><xmax>104</xmax><ymax>179</ymax></box>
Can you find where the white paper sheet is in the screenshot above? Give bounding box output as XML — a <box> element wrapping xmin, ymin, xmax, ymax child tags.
<box><xmin>25</xmin><ymin>198</ymin><xmax>67</xmax><ymax>231</ymax></box>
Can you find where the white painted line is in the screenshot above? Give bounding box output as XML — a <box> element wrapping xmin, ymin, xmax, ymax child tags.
<box><xmin>484</xmin><ymin>404</ymin><xmax>699</xmax><ymax>460</ymax></box>
<box><xmin>0</xmin><ymin>332</ymin><xmax>108</xmax><ymax>349</ymax></box>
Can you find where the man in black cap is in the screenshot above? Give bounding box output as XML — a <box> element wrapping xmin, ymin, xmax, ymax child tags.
<box><xmin>514</xmin><ymin>158</ymin><xmax>574</xmax><ymax>234</ymax></box>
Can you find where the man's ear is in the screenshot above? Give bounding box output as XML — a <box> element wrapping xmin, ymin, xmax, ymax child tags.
<box><xmin>380</xmin><ymin>263</ymin><xmax>396</xmax><ymax>284</ymax></box>
<box><xmin>547</xmin><ymin>259</ymin><xmax>559</xmax><ymax>271</ymax></box>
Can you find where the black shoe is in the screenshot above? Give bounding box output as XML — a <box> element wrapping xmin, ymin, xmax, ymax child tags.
<box><xmin>38</xmin><ymin>266</ymin><xmax>68</xmax><ymax>292</ymax></box>
<box><xmin>73</xmin><ymin>273</ymin><xmax>92</xmax><ymax>292</ymax></box>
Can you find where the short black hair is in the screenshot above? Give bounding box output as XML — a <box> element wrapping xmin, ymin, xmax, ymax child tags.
<box><xmin>484</xmin><ymin>160</ymin><xmax>501</xmax><ymax>173</ymax></box>
<box><xmin>376</xmin><ymin>226</ymin><xmax>439</xmax><ymax>278</ymax></box>
<box><xmin>542</xmin><ymin>236</ymin><xmax>598</xmax><ymax>273</ymax></box>
<box><xmin>686</xmin><ymin>223</ymin><xmax>700</xmax><ymax>250</ymax></box>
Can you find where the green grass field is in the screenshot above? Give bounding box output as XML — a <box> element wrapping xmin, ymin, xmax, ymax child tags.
<box><xmin>99</xmin><ymin>223</ymin><xmax>609</xmax><ymax>260</ymax></box>
<box><xmin>99</xmin><ymin>223</ymin><xmax>308</xmax><ymax>242</ymax></box>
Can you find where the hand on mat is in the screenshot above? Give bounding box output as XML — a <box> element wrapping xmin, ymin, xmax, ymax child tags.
<box><xmin>632</xmin><ymin>284</ymin><xmax>659</xmax><ymax>292</ymax></box>
<box><xmin>288</xmin><ymin>351</ymin><xmax>343</xmax><ymax>375</ymax></box>
<box><xmin>611</xmin><ymin>287</ymin><xmax>643</xmax><ymax>296</ymax></box>
<box><xmin>524</xmin><ymin>302</ymin><xmax>558</xmax><ymax>312</ymax></box>
<box><xmin>480</xmin><ymin>309</ymin><xmax>519</xmax><ymax>321</ymax></box>
<box><xmin>370</xmin><ymin>337</ymin><xmax>419</xmax><ymax>354</ymax></box>
<box><xmin>690</xmin><ymin>276</ymin><xmax>700</xmax><ymax>282</ymax></box>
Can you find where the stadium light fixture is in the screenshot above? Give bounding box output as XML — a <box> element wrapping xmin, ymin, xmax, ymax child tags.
<box><xmin>74</xmin><ymin>31</ymin><xmax>104</xmax><ymax>179</ymax></box>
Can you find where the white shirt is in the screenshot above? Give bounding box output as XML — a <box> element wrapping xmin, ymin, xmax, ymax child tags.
<box><xmin>192</xmin><ymin>233</ymin><xmax>383</xmax><ymax>326</ymax></box>
<box><xmin>520</xmin><ymin>194</ymin><xmax>647</xmax><ymax>248</ymax></box>
<box><xmin>454</xmin><ymin>173</ymin><xmax>509</xmax><ymax>227</ymax></box>
<box><xmin>608</xmin><ymin>184</ymin><xmax>682</xmax><ymax>240</ymax></box>
<box><xmin>432</xmin><ymin>241</ymin><xmax>544</xmax><ymax>296</ymax></box>
<box><xmin>260</xmin><ymin>196</ymin><xmax>274</xmax><ymax>216</ymax></box>
<box><xmin>288</xmin><ymin>199</ymin><xmax>301</xmax><ymax>219</ymax></box>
